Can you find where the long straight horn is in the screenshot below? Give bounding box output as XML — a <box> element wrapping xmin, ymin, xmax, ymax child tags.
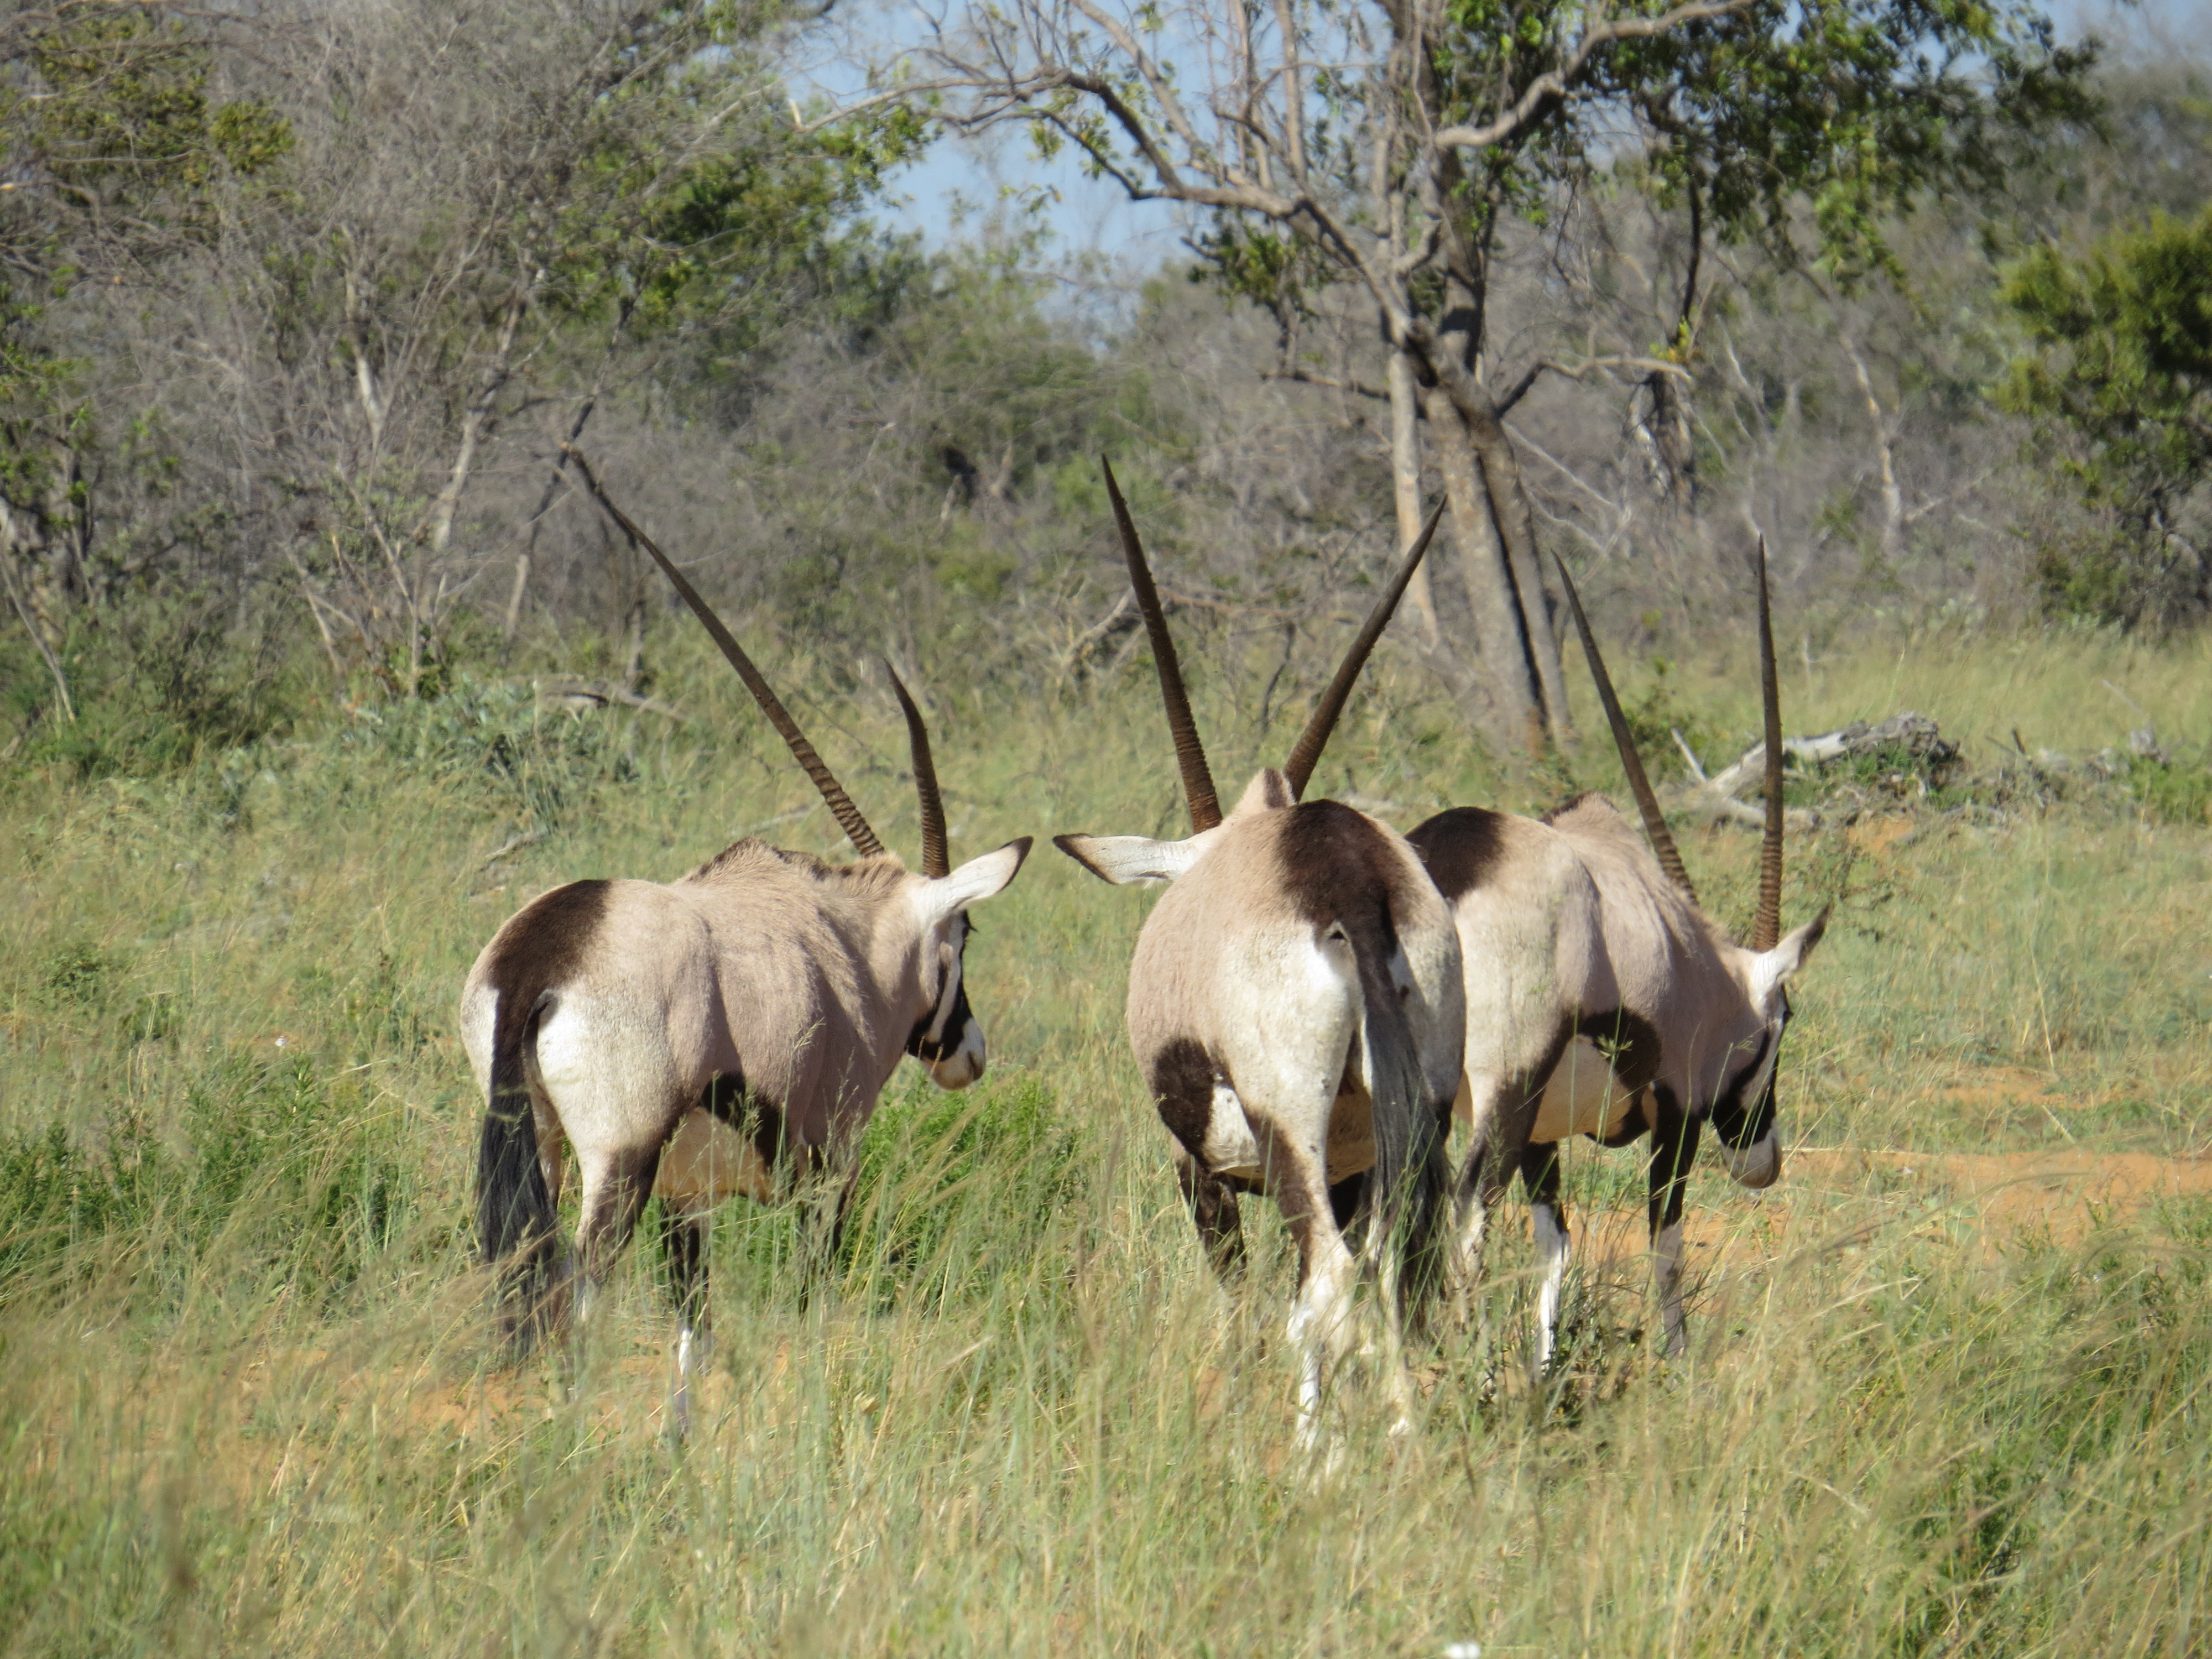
<box><xmin>1552</xmin><ymin>551</ymin><xmax>1698</xmax><ymax>904</ymax></box>
<box><xmin>884</xmin><ymin>661</ymin><xmax>948</xmax><ymax>878</ymax></box>
<box><xmin>1752</xmin><ymin>535</ymin><xmax>1785</xmax><ymax>951</ymax></box>
<box><xmin>567</xmin><ymin>447</ymin><xmax>885</xmax><ymax>858</ymax></box>
<box><xmin>1283</xmin><ymin>497</ymin><xmax>1447</xmax><ymax>799</ymax></box>
<box><xmin>1102</xmin><ymin>456</ymin><xmax>1221</xmax><ymax>832</ymax></box>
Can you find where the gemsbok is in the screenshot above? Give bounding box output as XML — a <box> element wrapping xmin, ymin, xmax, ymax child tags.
<box><xmin>1406</xmin><ymin>540</ymin><xmax>1826</xmax><ymax>1366</ymax></box>
<box><xmin>462</xmin><ymin>457</ymin><xmax>1031</xmax><ymax>1421</ymax></box>
<box><xmin>1055</xmin><ymin>462</ymin><xmax>1463</xmax><ymax>1446</ymax></box>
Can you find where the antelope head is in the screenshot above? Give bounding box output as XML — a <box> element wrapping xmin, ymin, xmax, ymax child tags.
<box><xmin>1556</xmin><ymin>536</ymin><xmax>1827</xmax><ymax>1190</ymax></box>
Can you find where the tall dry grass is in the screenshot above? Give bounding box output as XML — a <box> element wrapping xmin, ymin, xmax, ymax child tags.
<box><xmin>1</xmin><ymin>622</ymin><xmax>2207</xmax><ymax>1655</ymax></box>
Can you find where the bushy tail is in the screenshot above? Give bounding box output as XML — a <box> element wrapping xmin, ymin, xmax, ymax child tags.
<box><xmin>476</xmin><ymin>992</ymin><xmax>559</xmax><ymax>1354</ymax></box>
<box><xmin>1352</xmin><ymin>916</ymin><xmax>1448</xmax><ymax>1319</ymax></box>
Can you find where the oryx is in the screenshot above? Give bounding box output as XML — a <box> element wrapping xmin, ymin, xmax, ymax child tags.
<box><xmin>1406</xmin><ymin>540</ymin><xmax>1825</xmax><ymax>1365</ymax></box>
<box><xmin>1055</xmin><ymin>463</ymin><xmax>1462</xmax><ymax>1444</ymax></box>
<box><xmin>462</xmin><ymin>459</ymin><xmax>1030</xmax><ymax>1420</ymax></box>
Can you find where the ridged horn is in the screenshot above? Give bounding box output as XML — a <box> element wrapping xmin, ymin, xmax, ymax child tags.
<box><xmin>567</xmin><ymin>447</ymin><xmax>885</xmax><ymax>858</ymax></box>
<box><xmin>1283</xmin><ymin>497</ymin><xmax>1447</xmax><ymax>800</ymax></box>
<box><xmin>1552</xmin><ymin>551</ymin><xmax>1698</xmax><ymax>904</ymax></box>
<box><xmin>1102</xmin><ymin>456</ymin><xmax>1221</xmax><ymax>833</ymax></box>
<box><xmin>884</xmin><ymin>660</ymin><xmax>948</xmax><ymax>879</ymax></box>
<box><xmin>1752</xmin><ymin>535</ymin><xmax>1785</xmax><ymax>951</ymax></box>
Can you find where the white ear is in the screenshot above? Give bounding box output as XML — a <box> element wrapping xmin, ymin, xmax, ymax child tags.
<box><xmin>915</xmin><ymin>838</ymin><xmax>1032</xmax><ymax>926</ymax></box>
<box><xmin>1053</xmin><ymin>828</ymin><xmax>1220</xmax><ymax>886</ymax></box>
<box><xmin>1749</xmin><ymin>907</ymin><xmax>1829</xmax><ymax>1006</ymax></box>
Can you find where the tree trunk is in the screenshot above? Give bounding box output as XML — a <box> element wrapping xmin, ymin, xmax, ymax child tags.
<box><xmin>1387</xmin><ymin>343</ymin><xmax>1441</xmax><ymax>647</ymax></box>
<box><xmin>1460</xmin><ymin>402</ymin><xmax>1571</xmax><ymax>746</ymax></box>
<box><xmin>1427</xmin><ymin>387</ymin><xmax>1540</xmax><ymax>756</ymax></box>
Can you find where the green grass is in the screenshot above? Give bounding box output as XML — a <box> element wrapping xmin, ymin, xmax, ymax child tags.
<box><xmin>1</xmin><ymin>623</ymin><xmax>2208</xmax><ymax>1655</ymax></box>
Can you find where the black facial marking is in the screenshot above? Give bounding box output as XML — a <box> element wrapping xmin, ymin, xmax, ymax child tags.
<box><xmin>905</xmin><ymin>925</ymin><xmax>974</xmax><ymax>1063</ymax></box>
<box><xmin>1149</xmin><ymin>1036</ymin><xmax>1222</xmax><ymax>1160</ymax></box>
<box><xmin>1709</xmin><ymin>1027</ymin><xmax>1779</xmax><ymax>1151</ymax></box>
<box><xmin>1405</xmin><ymin>806</ymin><xmax>1512</xmax><ymax>902</ymax></box>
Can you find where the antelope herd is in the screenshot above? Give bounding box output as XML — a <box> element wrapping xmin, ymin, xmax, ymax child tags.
<box><xmin>465</xmin><ymin>456</ymin><xmax>1825</xmax><ymax>1446</ymax></box>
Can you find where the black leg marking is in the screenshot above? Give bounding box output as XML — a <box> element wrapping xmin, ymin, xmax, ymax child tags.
<box><xmin>1328</xmin><ymin>1171</ymin><xmax>1370</xmax><ymax>1237</ymax></box>
<box><xmin>1647</xmin><ymin>1089</ymin><xmax>1700</xmax><ymax>1357</ymax></box>
<box><xmin>661</xmin><ymin>1206</ymin><xmax>709</xmax><ymax>1329</ymax></box>
<box><xmin>577</xmin><ymin>1144</ymin><xmax>664</xmax><ymax>1289</ymax></box>
<box><xmin>1519</xmin><ymin>1139</ymin><xmax>1564</xmax><ymax>1217</ymax></box>
<box><xmin>1173</xmin><ymin>1140</ymin><xmax>1246</xmax><ymax>1280</ymax></box>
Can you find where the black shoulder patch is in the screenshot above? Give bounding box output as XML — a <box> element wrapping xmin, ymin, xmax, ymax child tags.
<box><xmin>1274</xmin><ymin>798</ymin><xmax>1410</xmax><ymax>930</ymax></box>
<box><xmin>1405</xmin><ymin>806</ymin><xmax>1511</xmax><ymax>901</ymax></box>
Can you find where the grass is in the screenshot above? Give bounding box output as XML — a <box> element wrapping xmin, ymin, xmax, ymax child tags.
<box><xmin>1</xmin><ymin>620</ymin><xmax>2209</xmax><ymax>1655</ymax></box>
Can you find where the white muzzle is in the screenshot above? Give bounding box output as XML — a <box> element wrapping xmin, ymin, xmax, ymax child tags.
<box><xmin>927</xmin><ymin>1018</ymin><xmax>987</xmax><ymax>1089</ymax></box>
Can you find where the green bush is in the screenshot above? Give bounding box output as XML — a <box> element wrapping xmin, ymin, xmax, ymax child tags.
<box><xmin>0</xmin><ymin>1049</ymin><xmax>408</xmax><ymax>1307</ymax></box>
<box><xmin>840</xmin><ymin>1069</ymin><xmax>1082</xmax><ymax>1308</ymax></box>
<box><xmin>2124</xmin><ymin>746</ymin><xmax>2212</xmax><ymax>824</ymax></box>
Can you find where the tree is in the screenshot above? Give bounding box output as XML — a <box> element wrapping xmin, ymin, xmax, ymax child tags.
<box><xmin>1</xmin><ymin>0</ymin><xmax>922</xmax><ymax>706</ymax></box>
<box><xmin>0</xmin><ymin>3</ymin><xmax>291</xmax><ymax>714</ymax></box>
<box><xmin>844</xmin><ymin>0</ymin><xmax>2094</xmax><ymax>753</ymax></box>
<box><xmin>1998</xmin><ymin>203</ymin><xmax>2212</xmax><ymax>629</ymax></box>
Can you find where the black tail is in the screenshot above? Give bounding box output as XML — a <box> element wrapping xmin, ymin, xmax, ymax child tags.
<box><xmin>477</xmin><ymin>992</ymin><xmax>559</xmax><ymax>1354</ymax></box>
<box><xmin>1350</xmin><ymin>914</ymin><xmax>1448</xmax><ymax>1319</ymax></box>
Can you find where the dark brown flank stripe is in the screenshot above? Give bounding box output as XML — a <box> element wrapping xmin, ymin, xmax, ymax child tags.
<box><xmin>483</xmin><ymin>879</ymin><xmax>612</xmax><ymax>1079</ymax></box>
<box><xmin>1273</xmin><ymin>799</ymin><xmax>1416</xmax><ymax>936</ymax></box>
<box><xmin>1406</xmin><ymin>806</ymin><xmax>1512</xmax><ymax>901</ymax></box>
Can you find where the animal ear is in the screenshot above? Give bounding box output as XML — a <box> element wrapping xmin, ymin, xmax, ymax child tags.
<box><xmin>1052</xmin><ymin>830</ymin><xmax>1217</xmax><ymax>886</ymax></box>
<box><xmin>916</xmin><ymin>837</ymin><xmax>1031</xmax><ymax>924</ymax></box>
<box><xmin>1750</xmin><ymin>905</ymin><xmax>1829</xmax><ymax>1005</ymax></box>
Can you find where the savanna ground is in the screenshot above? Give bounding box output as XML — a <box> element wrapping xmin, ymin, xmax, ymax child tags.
<box><xmin>3</xmin><ymin>624</ymin><xmax>2209</xmax><ymax>1657</ymax></box>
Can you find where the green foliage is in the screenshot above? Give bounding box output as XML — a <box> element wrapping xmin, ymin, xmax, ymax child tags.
<box><xmin>2123</xmin><ymin>745</ymin><xmax>2212</xmax><ymax>825</ymax></box>
<box><xmin>0</xmin><ymin>7</ymin><xmax>294</xmax><ymax>518</ymax></box>
<box><xmin>1999</xmin><ymin>202</ymin><xmax>2212</xmax><ymax>626</ymax></box>
<box><xmin>1619</xmin><ymin>659</ymin><xmax>1726</xmax><ymax>782</ymax></box>
<box><xmin>331</xmin><ymin>675</ymin><xmax>642</xmax><ymax>831</ymax></box>
<box><xmin>841</xmin><ymin>1071</ymin><xmax>1082</xmax><ymax>1307</ymax></box>
<box><xmin>9</xmin><ymin>601</ymin><xmax>306</xmax><ymax>779</ymax></box>
<box><xmin>0</xmin><ymin>1051</ymin><xmax>406</xmax><ymax>1306</ymax></box>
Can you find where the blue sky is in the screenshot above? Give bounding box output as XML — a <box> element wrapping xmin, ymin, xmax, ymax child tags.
<box><xmin>796</xmin><ymin>0</ymin><xmax>2207</xmax><ymax>265</ymax></box>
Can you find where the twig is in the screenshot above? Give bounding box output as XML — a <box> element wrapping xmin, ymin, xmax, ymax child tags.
<box><xmin>475</xmin><ymin>830</ymin><xmax>546</xmax><ymax>873</ymax></box>
<box><xmin>1670</xmin><ymin>728</ymin><xmax>1708</xmax><ymax>783</ymax></box>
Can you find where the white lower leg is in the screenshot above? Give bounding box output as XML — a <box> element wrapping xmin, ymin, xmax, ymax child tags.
<box><xmin>1654</xmin><ymin>1220</ymin><xmax>1686</xmax><ymax>1356</ymax></box>
<box><xmin>1288</xmin><ymin>1245</ymin><xmax>1358</xmax><ymax>1452</ymax></box>
<box><xmin>1532</xmin><ymin>1202</ymin><xmax>1569</xmax><ymax>1373</ymax></box>
<box><xmin>672</xmin><ymin>1318</ymin><xmax>695</xmax><ymax>1435</ymax></box>
<box><xmin>1448</xmin><ymin>1190</ymin><xmax>1491</xmax><ymax>1291</ymax></box>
